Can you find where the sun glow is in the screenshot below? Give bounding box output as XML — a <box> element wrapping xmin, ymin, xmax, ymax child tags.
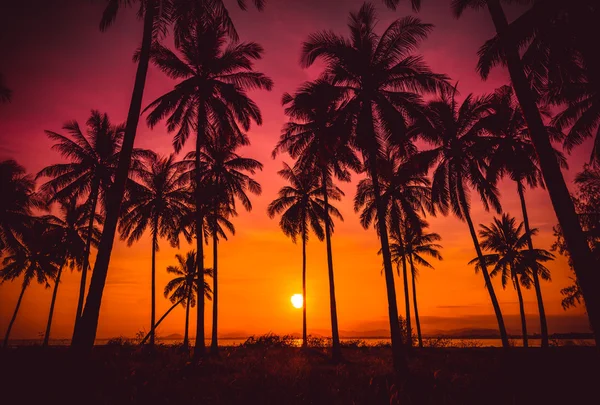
<box><xmin>291</xmin><ymin>294</ymin><xmax>303</xmax><ymax>309</ymax></box>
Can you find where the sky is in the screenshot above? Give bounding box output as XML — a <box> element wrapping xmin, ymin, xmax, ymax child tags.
<box><xmin>0</xmin><ymin>0</ymin><xmax>592</xmax><ymax>341</ymax></box>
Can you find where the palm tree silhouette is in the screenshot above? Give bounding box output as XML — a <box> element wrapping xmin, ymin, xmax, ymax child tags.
<box><xmin>413</xmin><ymin>88</ymin><xmax>509</xmax><ymax>347</ymax></box>
<box><xmin>118</xmin><ymin>153</ymin><xmax>190</xmax><ymax>348</ymax></box>
<box><xmin>356</xmin><ymin>147</ymin><xmax>432</xmax><ymax>347</ymax></box>
<box><xmin>268</xmin><ymin>163</ymin><xmax>342</xmax><ymax>348</ymax></box>
<box><xmin>144</xmin><ymin>19</ymin><xmax>271</xmax><ymax>359</ymax></box>
<box><xmin>487</xmin><ymin>85</ymin><xmax>566</xmax><ymax>347</ymax></box>
<box><xmin>470</xmin><ymin>214</ymin><xmax>553</xmax><ymax>347</ymax></box>
<box><xmin>275</xmin><ymin>79</ymin><xmax>360</xmax><ymax>361</ymax></box>
<box><xmin>164</xmin><ymin>250</ymin><xmax>213</xmax><ymax>348</ymax></box>
<box><xmin>37</xmin><ymin>110</ymin><xmax>125</xmax><ymax>331</ymax></box>
<box><xmin>41</xmin><ymin>198</ymin><xmax>101</xmax><ymax>346</ymax></box>
<box><xmin>1</xmin><ymin>219</ymin><xmax>60</xmax><ymax>348</ymax></box>
<box><xmin>453</xmin><ymin>0</ymin><xmax>600</xmax><ymax>346</ymax></box>
<box><xmin>301</xmin><ymin>3</ymin><xmax>448</xmax><ymax>371</ymax></box>
<box><xmin>0</xmin><ymin>160</ymin><xmax>38</xmax><ymax>255</ymax></box>
<box><xmin>390</xmin><ymin>220</ymin><xmax>442</xmax><ymax>348</ymax></box>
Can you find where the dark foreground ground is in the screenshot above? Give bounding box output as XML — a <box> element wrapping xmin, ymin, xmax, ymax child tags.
<box><xmin>1</xmin><ymin>342</ymin><xmax>598</xmax><ymax>404</ymax></box>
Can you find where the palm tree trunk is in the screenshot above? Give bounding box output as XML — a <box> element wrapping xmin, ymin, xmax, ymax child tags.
<box><xmin>71</xmin><ymin>0</ymin><xmax>156</xmax><ymax>352</ymax></box>
<box><xmin>457</xmin><ymin>181</ymin><xmax>509</xmax><ymax>348</ymax></box>
<box><xmin>3</xmin><ymin>281</ymin><xmax>27</xmax><ymax>348</ymax></box>
<box><xmin>409</xmin><ymin>255</ymin><xmax>423</xmax><ymax>348</ymax></box>
<box><xmin>301</xmin><ymin>223</ymin><xmax>308</xmax><ymax>348</ymax></box>
<box><xmin>517</xmin><ymin>180</ymin><xmax>548</xmax><ymax>348</ymax></box>
<box><xmin>514</xmin><ymin>275</ymin><xmax>529</xmax><ymax>348</ymax></box>
<box><xmin>210</xmin><ymin>218</ymin><xmax>219</xmax><ymax>355</ymax></box>
<box><xmin>140</xmin><ymin>297</ymin><xmax>185</xmax><ymax>346</ymax></box>
<box><xmin>44</xmin><ymin>261</ymin><xmax>66</xmax><ymax>347</ymax></box>
<box><xmin>401</xmin><ymin>254</ymin><xmax>412</xmax><ymax>347</ymax></box>
<box><xmin>73</xmin><ymin>183</ymin><xmax>99</xmax><ymax>333</ymax></box>
<box><xmin>194</xmin><ymin>108</ymin><xmax>207</xmax><ymax>360</ymax></box>
<box><xmin>364</xmin><ymin>107</ymin><xmax>406</xmax><ymax>374</ymax></box>
<box><xmin>486</xmin><ymin>0</ymin><xmax>600</xmax><ymax>346</ymax></box>
<box><xmin>150</xmin><ymin>226</ymin><xmax>158</xmax><ymax>347</ymax></box>
<box><xmin>183</xmin><ymin>289</ymin><xmax>191</xmax><ymax>347</ymax></box>
<box><xmin>321</xmin><ymin>168</ymin><xmax>341</xmax><ymax>361</ymax></box>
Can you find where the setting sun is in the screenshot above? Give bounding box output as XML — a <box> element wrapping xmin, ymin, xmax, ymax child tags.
<box><xmin>291</xmin><ymin>294</ymin><xmax>303</xmax><ymax>309</ymax></box>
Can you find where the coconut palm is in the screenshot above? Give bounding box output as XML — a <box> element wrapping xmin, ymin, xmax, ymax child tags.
<box><xmin>486</xmin><ymin>85</ymin><xmax>566</xmax><ymax>347</ymax></box>
<box><xmin>40</xmin><ymin>198</ymin><xmax>102</xmax><ymax>347</ymax></box>
<box><xmin>0</xmin><ymin>160</ymin><xmax>37</xmax><ymax>255</ymax></box>
<box><xmin>144</xmin><ymin>19</ymin><xmax>271</xmax><ymax>359</ymax></box>
<box><xmin>453</xmin><ymin>0</ymin><xmax>600</xmax><ymax>346</ymax></box>
<box><xmin>275</xmin><ymin>79</ymin><xmax>360</xmax><ymax>360</ymax></box>
<box><xmin>37</xmin><ymin>110</ymin><xmax>123</xmax><ymax>331</ymax></box>
<box><xmin>164</xmin><ymin>250</ymin><xmax>213</xmax><ymax>348</ymax></box>
<box><xmin>355</xmin><ymin>147</ymin><xmax>432</xmax><ymax>347</ymax></box>
<box><xmin>118</xmin><ymin>153</ymin><xmax>190</xmax><ymax>347</ymax></box>
<box><xmin>413</xmin><ymin>88</ymin><xmax>510</xmax><ymax>347</ymax></box>
<box><xmin>301</xmin><ymin>3</ymin><xmax>448</xmax><ymax>371</ymax></box>
<box><xmin>470</xmin><ymin>214</ymin><xmax>553</xmax><ymax>347</ymax></box>
<box><xmin>267</xmin><ymin>162</ymin><xmax>342</xmax><ymax>348</ymax></box>
<box><xmin>1</xmin><ymin>220</ymin><xmax>60</xmax><ymax>348</ymax></box>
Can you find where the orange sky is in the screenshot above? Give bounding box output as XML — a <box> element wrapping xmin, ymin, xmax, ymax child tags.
<box><xmin>0</xmin><ymin>0</ymin><xmax>591</xmax><ymax>340</ymax></box>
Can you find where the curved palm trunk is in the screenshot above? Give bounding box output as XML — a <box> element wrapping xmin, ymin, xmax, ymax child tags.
<box><xmin>514</xmin><ymin>275</ymin><xmax>529</xmax><ymax>347</ymax></box>
<box><xmin>457</xmin><ymin>182</ymin><xmax>509</xmax><ymax>348</ymax></box>
<box><xmin>73</xmin><ymin>183</ymin><xmax>99</xmax><ymax>334</ymax></box>
<box><xmin>183</xmin><ymin>288</ymin><xmax>191</xmax><ymax>347</ymax></box>
<box><xmin>517</xmin><ymin>180</ymin><xmax>548</xmax><ymax>347</ymax></box>
<box><xmin>149</xmin><ymin>226</ymin><xmax>158</xmax><ymax>347</ymax></box>
<box><xmin>210</xmin><ymin>223</ymin><xmax>219</xmax><ymax>355</ymax></box>
<box><xmin>401</xmin><ymin>254</ymin><xmax>412</xmax><ymax>347</ymax></box>
<box><xmin>409</xmin><ymin>255</ymin><xmax>423</xmax><ymax>348</ymax></box>
<box><xmin>140</xmin><ymin>297</ymin><xmax>185</xmax><ymax>346</ymax></box>
<box><xmin>321</xmin><ymin>168</ymin><xmax>341</xmax><ymax>361</ymax></box>
<box><xmin>301</xmin><ymin>223</ymin><xmax>308</xmax><ymax>348</ymax></box>
<box><xmin>486</xmin><ymin>0</ymin><xmax>600</xmax><ymax>346</ymax></box>
<box><xmin>72</xmin><ymin>0</ymin><xmax>156</xmax><ymax>352</ymax></box>
<box><xmin>3</xmin><ymin>281</ymin><xmax>27</xmax><ymax>348</ymax></box>
<box><xmin>44</xmin><ymin>261</ymin><xmax>66</xmax><ymax>347</ymax></box>
<box><xmin>364</xmin><ymin>108</ymin><xmax>406</xmax><ymax>373</ymax></box>
<box><xmin>194</xmin><ymin>109</ymin><xmax>207</xmax><ymax>360</ymax></box>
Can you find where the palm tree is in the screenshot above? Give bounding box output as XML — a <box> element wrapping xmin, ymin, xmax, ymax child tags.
<box><xmin>486</xmin><ymin>85</ymin><xmax>566</xmax><ymax>347</ymax></box>
<box><xmin>390</xmin><ymin>220</ymin><xmax>442</xmax><ymax>348</ymax></box>
<box><xmin>413</xmin><ymin>88</ymin><xmax>510</xmax><ymax>347</ymax></box>
<box><xmin>41</xmin><ymin>198</ymin><xmax>102</xmax><ymax>347</ymax></box>
<box><xmin>470</xmin><ymin>214</ymin><xmax>553</xmax><ymax>347</ymax></box>
<box><xmin>1</xmin><ymin>220</ymin><xmax>60</xmax><ymax>348</ymax></box>
<box><xmin>0</xmin><ymin>73</ymin><xmax>11</xmax><ymax>103</ymax></box>
<box><xmin>164</xmin><ymin>250</ymin><xmax>213</xmax><ymax>348</ymax></box>
<box><xmin>0</xmin><ymin>160</ymin><xmax>37</xmax><ymax>255</ymax></box>
<box><xmin>189</xmin><ymin>132</ymin><xmax>261</xmax><ymax>355</ymax></box>
<box><xmin>301</xmin><ymin>3</ymin><xmax>448</xmax><ymax>371</ymax></box>
<box><xmin>118</xmin><ymin>153</ymin><xmax>190</xmax><ymax>347</ymax></box>
<box><xmin>267</xmin><ymin>163</ymin><xmax>342</xmax><ymax>348</ymax></box>
<box><xmin>275</xmin><ymin>79</ymin><xmax>360</xmax><ymax>361</ymax></box>
<box><xmin>37</xmin><ymin>110</ymin><xmax>123</xmax><ymax>331</ymax></box>
<box><xmin>144</xmin><ymin>19</ymin><xmax>271</xmax><ymax>359</ymax></box>
<box><xmin>453</xmin><ymin>0</ymin><xmax>600</xmax><ymax>346</ymax></box>
<box><xmin>356</xmin><ymin>148</ymin><xmax>433</xmax><ymax>348</ymax></box>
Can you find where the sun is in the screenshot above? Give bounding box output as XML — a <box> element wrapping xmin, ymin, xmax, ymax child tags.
<box><xmin>291</xmin><ymin>294</ymin><xmax>303</xmax><ymax>309</ymax></box>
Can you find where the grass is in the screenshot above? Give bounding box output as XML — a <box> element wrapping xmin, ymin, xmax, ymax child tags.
<box><xmin>0</xmin><ymin>335</ymin><xmax>597</xmax><ymax>404</ymax></box>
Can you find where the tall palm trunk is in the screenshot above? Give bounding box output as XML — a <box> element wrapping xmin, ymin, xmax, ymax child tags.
<box><xmin>210</xmin><ymin>214</ymin><xmax>219</xmax><ymax>355</ymax></box>
<box><xmin>457</xmin><ymin>181</ymin><xmax>509</xmax><ymax>347</ymax></box>
<box><xmin>401</xmin><ymin>254</ymin><xmax>412</xmax><ymax>347</ymax></box>
<box><xmin>140</xmin><ymin>297</ymin><xmax>185</xmax><ymax>346</ymax></box>
<box><xmin>517</xmin><ymin>180</ymin><xmax>548</xmax><ymax>347</ymax></box>
<box><xmin>72</xmin><ymin>0</ymin><xmax>156</xmax><ymax>351</ymax></box>
<box><xmin>3</xmin><ymin>281</ymin><xmax>27</xmax><ymax>348</ymax></box>
<box><xmin>486</xmin><ymin>0</ymin><xmax>600</xmax><ymax>345</ymax></box>
<box><xmin>149</xmin><ymin>224</ymin><xmax>158</xmax><ymax>347</ymax></box>
<box><xmin>514</xmin><ymin>274</ymin><xmax>528</xmax><ymax>347</ymax></box>
<box><xmin>321</xmin><ymin>168</ymin><xmax>341</xmax><ymax>361</ymax></box>
<box><xmin>44</xmin><ymin>261</ymin><xmax>66</xmax><ymax>347</ymax></box>
<box><xmin>194</xmin><ymin>108</ymin><xmax>207</xmax><ymax>360</ymax></box>
<box><xmin>409</xmin><ymin>255</ymin><xmax>423</xmax><ymax>348</ymax></box>
<box><xmin>183</xmin><ymin>286</ymin><xmax>191</xmax><ymax>347</ymax></box>
<box><xmin>73</xmin><ymin>182</ymin><xmax>99</xmax><ymax>334</ymax></box>
<box><xmin>364</xmin><ymin>107</ymin><xmax>406</xmax><ymax>373</ymax></box>
<box><xmin>301</xmin><ymin>222</ymin><xmax>308</xmax><ymax>348</ymax></box>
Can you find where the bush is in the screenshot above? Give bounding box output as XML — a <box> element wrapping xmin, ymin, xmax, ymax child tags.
<box><xmin>242</xmin><ymin>333</ymin><xmax>296</xmax><ymax>348</ymax></box>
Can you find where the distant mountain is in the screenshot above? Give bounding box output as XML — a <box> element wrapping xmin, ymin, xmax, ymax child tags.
<box><xmin>162</xmin><ymin>333</ymin><xmax>183</xmax><ymax>340</ymax></box>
